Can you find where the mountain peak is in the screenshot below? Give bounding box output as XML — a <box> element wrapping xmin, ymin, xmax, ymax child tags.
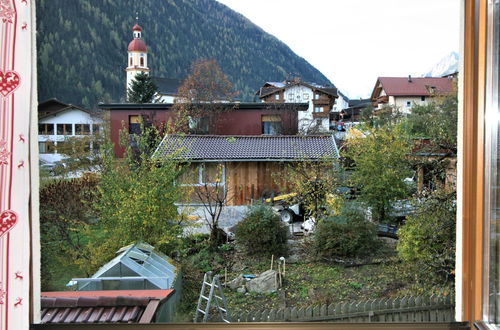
<box><xmin>422</xmin><ymin>51</ymin><xmax>459</xmax><ymax>78</ymax></box>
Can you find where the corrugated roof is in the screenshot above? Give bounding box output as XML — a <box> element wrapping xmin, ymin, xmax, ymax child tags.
<box><xmin>376</xmin><ymin>77</ymin><xmax>454</xmax><ymax>96</ymax></box>
<box><xmin>153</xmin><ymin>135</ymin><xmax>339</xmax><ymax>161</ymax></box>
<box><xmin>40</xmin><ymin>290</ymin><xmax>173</xmax><ymax>324</ymax></box>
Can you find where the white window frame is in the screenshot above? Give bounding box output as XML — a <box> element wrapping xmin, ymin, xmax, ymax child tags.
<box><xmin>179</xmin><ymin>162</ymin><xmax>226</xmax><ymax>187</ymax></box>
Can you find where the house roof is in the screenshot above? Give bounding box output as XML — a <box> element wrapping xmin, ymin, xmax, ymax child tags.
<box><xmin>153</xmin><ymin>135</ymin><xmax>339</xmax><ymax>161</ymax></box>
<box><xmin>128</xmin><ymin>38</ymin><xmax>147</xmax><ymax>52</ymax></box>
<box><xmin>38</xmin><ymin>98</ymin><xmax>92</xmax><ymax>120</ymax></box>
<box><xmin>256</xmin><ymin>81</ymin><xmax>338</xmax><ymax>98</ymax></box>
<box><xmin>371</xmin><ymin>77</ymin><xmax>454</xmax><ymax>99</ymax></box>
<box><xmin>152</xmin><ymin>77</ymin><xmax>183</xmax><ymax>95</ymax></box>
<box><xmin>40</xmin><ymin>290</ymin><xmax>173</xmax><ymax>324</ymax></box>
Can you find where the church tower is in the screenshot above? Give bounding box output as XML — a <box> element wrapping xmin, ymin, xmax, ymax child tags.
<box><xmin>126</xmin><ymin>23</ymin><xmax>150</xmax><ymax>91</ymax></box>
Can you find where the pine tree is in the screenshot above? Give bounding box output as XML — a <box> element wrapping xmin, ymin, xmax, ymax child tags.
<box><xmin>126</xmin><ymin>72</ymin><xmax>158</xmax><ymax>103</ymax></box>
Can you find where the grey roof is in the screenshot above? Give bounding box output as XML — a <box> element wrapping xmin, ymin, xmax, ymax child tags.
<box><xmin>152</xmin><ymin>77</ymin><xmax>183</xmax><ymax>95</ymax></box>
<box><xmin>153</xmin><ymin>135</ymin><xmax>339</xmax><ymax>161</ymax></box>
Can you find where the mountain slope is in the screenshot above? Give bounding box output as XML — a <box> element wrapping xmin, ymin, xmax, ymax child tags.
<box><xmin>36</xmin><ymin>0</ymin><xmax>332</xmax><ymax>108</ymax></box>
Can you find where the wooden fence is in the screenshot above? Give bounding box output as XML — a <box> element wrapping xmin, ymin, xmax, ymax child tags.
<box><xmin>232</xmin><ymin>295</ymin><xmax>454</xmax><ymax>323</ymax></box>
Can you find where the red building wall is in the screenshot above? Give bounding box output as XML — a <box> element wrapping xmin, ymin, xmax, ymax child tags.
<box><xmin>101</xmin><ymin>103</ymin><xmax>305</xmax><ymax>157</ymax></box>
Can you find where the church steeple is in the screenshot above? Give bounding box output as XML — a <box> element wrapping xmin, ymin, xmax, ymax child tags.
<box><xmin>126</xmin><ymin>21</ymin><xmax>150</xmax><ymax>92</ymax></box>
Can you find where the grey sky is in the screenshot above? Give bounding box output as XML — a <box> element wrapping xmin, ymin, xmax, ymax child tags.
<box><xmin>216</xmin><ymin>0</ymin><xmax>460</xmax><ymax>99</ymax></box>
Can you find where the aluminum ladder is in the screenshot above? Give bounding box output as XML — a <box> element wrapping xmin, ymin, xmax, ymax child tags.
<box><xmin>194</xmin><ymin>271</ymin><xmax>230</xmax><ymax>323</ymax></box>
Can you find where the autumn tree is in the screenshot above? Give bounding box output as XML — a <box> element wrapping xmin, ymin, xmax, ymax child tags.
<box><xmin>403</xmin><ymin>89</ymin><xmax>458</xmax><ymax>153</ymax></box>
<box><xmin>343</xmin><ymin>124</ymin><xmax>413</xmax><ymax>223</ymax></box>
<box><xmin>77</xmin><ymin>125</ymin><xmax>188</xmax><ymax>274</ymax></box>
<box><xmin>281</xmin><ymin>159</ymin><xmax>342</xmax><ymax>221</ymax></box>
<box><xmin>127</xmin><ymin>72</ymin><xmax>159</xmax><ymax>103</ymax></box>
<box><xmin>40</xmin><ymin>177</ymin><xmax>99</xmax><ymax>288</ymax></box>
<box><xmin>173</xmin><ymin>59</ymin><xmax>238</xmax><ymax>133</ymax></box>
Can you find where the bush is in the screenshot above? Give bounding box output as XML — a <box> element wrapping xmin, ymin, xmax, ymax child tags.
<box><xmin>397</xmin><ymin>189</ymin><xmax>456</xmax><ymax>285</ymax></box>
<box><xmin>235</xmin><ymin>204</ymin><xmax>288</xmax><ymax>256</ymax></box>
<box><xmin>314</xmin><ymin>205</ymin><xmax>381</xmax><ymax>259</ymax></box>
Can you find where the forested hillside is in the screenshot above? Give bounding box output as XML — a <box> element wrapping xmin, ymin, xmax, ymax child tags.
<box><xmin>36</xmin><ymin>0</ymin><xmax>332</xmax><ymax>108</ymax></box>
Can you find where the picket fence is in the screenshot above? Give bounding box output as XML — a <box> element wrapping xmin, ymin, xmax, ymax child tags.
<box><xmin>232</xmin><ymin>294</ymin><xmax>454</xmax><ymax>323</ymax></box>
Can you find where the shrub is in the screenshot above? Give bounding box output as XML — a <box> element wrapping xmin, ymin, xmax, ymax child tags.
<box><xmin>314</xmin><ymin>205</ymin><xmax>380</xmax><ymax>259</ymax></box>
<box><xmin>235</xmin><ymin>204</ymin><xmax>288</xmax><ymax>256</ymax></box>
<box><xmin>397</xmin><ymin>189</ymin><xmax>456</xmax><ymax>285</ymax></box>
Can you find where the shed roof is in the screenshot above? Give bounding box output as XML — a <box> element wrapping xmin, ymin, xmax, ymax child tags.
<box><xmin>40</xmin><ymin>290</ymin><xmax>173</xmax><ymax>324</ymax></box>
<box><xmin>153</xmin><ymin>135</ymin><xmax>339</xmax><ymax>161</ymax></box>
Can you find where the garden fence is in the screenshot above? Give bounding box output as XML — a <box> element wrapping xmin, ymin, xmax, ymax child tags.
<box><xmin>232</xmin><ymin>294</ymin><xmax>454</xmax><ymax>323</ymax></box>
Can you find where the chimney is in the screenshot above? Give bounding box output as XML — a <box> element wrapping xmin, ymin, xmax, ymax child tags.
<box><xmin>408</xmin><ymin>75</ymin><xmax>412</xmax><ymax>82</ymax></box>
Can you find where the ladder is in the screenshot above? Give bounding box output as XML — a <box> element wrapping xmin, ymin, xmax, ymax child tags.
<box><xmin>194</xmin><ymin>271</ymin><xmax>230</xmax><ymax>323</ymax></box>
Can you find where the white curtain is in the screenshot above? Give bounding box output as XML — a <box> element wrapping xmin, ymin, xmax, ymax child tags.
<box><xmin>0</xmin><ymin>0</ymin><xmax>39</xmax><ymax>328</ymax></box>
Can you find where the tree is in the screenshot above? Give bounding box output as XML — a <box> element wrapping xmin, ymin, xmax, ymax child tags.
<box><xmin>397</xmin><ymin>189</ymin><xmax>456</xmax><ymax>285</ymax></box>
<box><xmin>191</xmin><ymin>163</ymin><xmax>232</xmax><ymax>247</ymax></box>
<box><xmin>343</xmin><ymin>124</ymin><xmax>413</xmax><ymax>223</ymax></box>
<box><xmin>173</xmin><ymin>59</ymin><xmax>238</xmax><ymax>133</ymax></box>
<box><xmin>78</xmin><ymin>125</ymin><xmax>188</xmax><ymax>274</ymax></box>
<box><xmin>40</xmin><ymin>177</ymin><xmax>99</xmax><ymax>288</ymax></box>
<box><xmin>280</xmin><ymin>159</ymin><xmax>342</xmax><ymax>221</ymax></box>
<box><xmin>127</xmin><ymin>72</ymin><xmax>159</xmax><ymax>103</ymax></box>
<box><xmin>403</xmin><ymin>89</ymin><xmax>458</xmax><ymax>153</ymax></box>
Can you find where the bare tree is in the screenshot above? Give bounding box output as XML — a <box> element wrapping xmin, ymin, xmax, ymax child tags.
<box><xmin>172</xmin><ymin>59</ymin><xmax>238</xmax><ymax>134</ymax></box>
<box><xmin>192</xmin><ymin>163</ymin><xmax>233</xmax><ymax>246</ymax></box>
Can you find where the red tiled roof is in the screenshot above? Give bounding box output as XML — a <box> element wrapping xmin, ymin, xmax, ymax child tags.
<box><xmin>128</xmin><ymin>38</ymin><xmax>147</xmax><ymax>52</ymax></box>
<box><xmin>377</xmin><ymin>77</ymin><xmax>454</xmax><ymax>96</ymax></box>
<box><xmin>40</xmin><ymin>290</ymin><xmax>173</xmax><ymax>324</ymax></box>
<box><xmin>132</xmin><ymin>23</ymin><xmax>142</xmax><ymax>31</ymax></box>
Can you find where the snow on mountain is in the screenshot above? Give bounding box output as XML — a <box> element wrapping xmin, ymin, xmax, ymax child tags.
<box><xmin>422</xmin><ymin>51</ymin><xmax>459</xmax><ymax>77</ymax></box>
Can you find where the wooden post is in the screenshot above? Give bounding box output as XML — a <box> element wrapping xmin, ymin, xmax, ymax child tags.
<box><xmin>224</xmin><ymin>267</ymin><xmax>227</xmax><ymax>287</ymax></box>
<box><xmin>270</xmin><ymin>254</ymin><xmax>274</xmax><ymax>270</ymax></box>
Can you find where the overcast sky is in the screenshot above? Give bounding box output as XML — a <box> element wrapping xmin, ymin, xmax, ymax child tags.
<box><xmin>216</xmin><ymin>0</ymin><xmax>460</xmax><ymax>99</ymax></box>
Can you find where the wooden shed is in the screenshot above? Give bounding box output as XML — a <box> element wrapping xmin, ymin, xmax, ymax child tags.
<box><xmin>153</xmin><ymin>135</ymin><xmax>339</xmax><ymax>205</ymax></box>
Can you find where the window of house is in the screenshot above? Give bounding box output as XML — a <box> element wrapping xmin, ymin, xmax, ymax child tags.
<box><xmin>56</xmin><ymin>123</ymin><xmax>73</xmax><ymax>135</ymax></box>
<box><xmin>406</xmin><ymin>101</ymin><xmax>412</xmax><ymax>108</ymax></box>
<box><xmin>38</xmin><ymin>141</ymin><xmax>55</xmax><ymax>154</ymax></box>
<box><xmin>314</xmin><ymin>106</ymin><xmax>323</xmax><ymax>113</ymax></box>
<box><xmin>178</xmin><ymin>163</ymin><xmax>225</xmax><ymax>186</ymax></box>
<box><xmin>275</xmin><ymin>94</ymin><xmax>280</xmax><ymax>100</ymax></box>
<box><xmin>304</xmin><ymin>93</ymin><xmax>309</xmax><ymax>100</ymax></box>
<box><xmin>421</xmin><ymin>96</ymin><xmax>426</xmax><ymax>101</ymax></box>
<box><xmin>75</xmin><ymin>124</ymin><xmax>91</xmax><ymax>135</ymax></box>
<box><xmin>129</xmin><ymin>115</ymin><xmax>142</xmax><ymax>134</ymax></box>
<box><xmin>189</xmin><ymin>116</ymin><xmax>209</xmax><ymax>134</ymax></box>
<box><xmin>261</xmin><ymin>115</ymin><xmax>282</xmax><ymax>135</ymax></box>
<box><xmin>129</xmin><ymin>57</ymin><xmax>132</xmax><ymax>66</ymax></box>
<box><xmin>315</xmin><ymin>93</ymin><xmax>320</xmax><ymax>99</ymax></box>
<box><xmin>38</xmin><ymin>123</ymin><xmax>54</xmax><ymax>135</ymax></box>
<box><xmin>287</xmin><ymin>93</ymin><xmax>294</xmax><ymax>100</ymax></box>
<box><xmin>140</xmin><ymin>57</ymin><xmax>144</xmax><ymax>66</ymax></box>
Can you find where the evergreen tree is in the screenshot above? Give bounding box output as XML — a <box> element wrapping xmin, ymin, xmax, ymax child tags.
<box><xmin>126</xmin><ymin>72</ymin><xmax>158</xmax><ymax>103</ymax></box>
